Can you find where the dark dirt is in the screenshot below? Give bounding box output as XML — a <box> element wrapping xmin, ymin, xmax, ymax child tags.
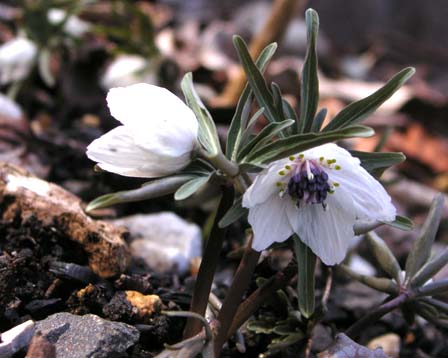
<box><xmin>0</xmin><ymin>211</ymin><xmax>186</xmax><ymax>357</ymax></box>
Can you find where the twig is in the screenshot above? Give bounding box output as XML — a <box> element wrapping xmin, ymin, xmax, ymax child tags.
<box><xmin>214</xmin><ymin>234</ymin><xmax>260</xmax><ymax>356</ymax></box>
<box><xmin>345</xmin><ymin>292</ymin><xmax>410</xmax><ymax>339</ymax></box>
<box><xmin>212</xmin><ymin>0</ymin><xmax>304</xmax><ymax>107</ymax></box>
<box><xmin>183</xmin><ymin>186</ymin><xmax>234</xmax><ymax>339</ymax></box>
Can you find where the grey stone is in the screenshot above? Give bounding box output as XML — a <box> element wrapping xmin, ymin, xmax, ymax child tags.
<box><xmin>113</xmin><ymin>212</ymin><xmax>202</xmax><ymax>275</ymax></box>
<box><xmin>36</xmin><ymin>313</ymin><xmax>139</xmax><ymax>358</ymax></box>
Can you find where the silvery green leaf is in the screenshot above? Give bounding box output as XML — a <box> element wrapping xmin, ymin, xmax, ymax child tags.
<box><xmin>227</xmin><ymin>43</ymin><xmax>278</xmax><ymax>160</ymax></box>
<box><xmin>174</xmin><ymin>174</ymin><xmax>211</xmax><ymax>201</ymax></box>
<box><xmin>246</xmin><ymin>319</ymin><xmax>277</xmax><ymax>334</ymax></box>
<box><xmin>366</xmin><ymin>232</ymin><xmax>402</xmax><ymax>284</ymax></box>
<box><xmin>282</xmin><ymin>98</ymin><xmax>299</xmax><ymax>133</ymax></box>
<box><xmin>243</xmin><ymin>125</ymin><xmax>374</xmax><ymax>165</ymax></box>
<box><xmin>421</xmin><ymin>297</ymin><xmax>448</xmax><ymax>316</ymax></box>
<box><xmin>237</xmin><ymin>119</ymin><xmax>295</xmax><ymax>161</ymax></box>
<box><xmin>271</xmin><ymin>83</ymin><xmax>287</xmax><ymax>122</ymax></box>
<box><xmin>233</xmin><ymin>36</ymin><xmax>283</xmax><ymax>126</ymax></box>
<box><xmin>411</xmin><ymin>248</ymin><xmax>448</xmax><ymax>287</ymax></box>
<box><xmin>267</xmin><ymin>332</ymin><xmax>305</xmax><ymax>353</ymax></box>
<box><xmin>293</xmin><ymin>236</ymin><xmax>316</xmax><ymax>318</ymax></box>
<box><xmin>339</xmin><ymin>265</ymin><xmax>398</xmax><ymax>294</ymax></box>
<box><xmin>181</xmin><ymin>72</ymin><xmax>220</xmax><ymax>156</ymax></box>
<box><xmin>413</xmin><ymin>304</ymin><xmax>448</xmax><ymax>330</ymax></box>
<box><xmin>239</xmin><ymin>107</ymin><xmax>266</xmax><ymax>147</ymax></box>
<box><xmin>405</xmin><ymin>193</ymin><xmax>445</xmax><ymax>282</ymax></box>
<box><xmin>238</xmin><ymin>162</ymin><xmax>266</xmax><ymax>173</ymax></box>
<box><xmin>415</xmin><ymin>279</ymin><xmax>448</xmax><ymax>297</ymax></box>
<box><xmin>323</xmin><ymin>67</ymin><xmax>415</xmax><ymax>131</ymax></box>
<box><xmin>351</xmin><ymin>150</ymin><xmax>406</xmax><ymax>177</ymax></box>
<box><xmin>298</xmin><ymin>9</ymin><xmax>319</xmax><ymax>134</ymax></box>
<box><xmin>86</xmin><ymin>175</ymin><xmax>194</xmax><ymax>211</ymax></box>
<box><xmin>218</xmin><ymin>196</ymin><xmax>248</xmax><ymax>228</ymax></box>
<box><xmin>353</xmin><ymin>220</ymin><xmax>383</xmax><ymax>235</ymax></box>
<box><xmin>381</xmin><ymin>215</ymin><xmax>414</xmax><ymax>231</ymax></box>
<box><xmin>310</xmin><ymin>108</ymin><xmax>327</xmax><ymax>133</ymax></box>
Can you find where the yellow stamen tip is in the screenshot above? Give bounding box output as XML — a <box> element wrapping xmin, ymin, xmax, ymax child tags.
<box><xmin>299</xmin><ymin>154</ymin><xmax>304</xmax><ymax>159</ymax></box>
<box><xmin>335</xmin><ymin>165</ymin><xmax>341</xmax><ymax>170</ymax></box>
<box><xmin>276</xmin><ymin>182</ymin><xmax>283</xmax><ymax>187</ymax></box>
<box><xmin>319</xmin><ymin>156</ymin><xmax>324</xmax><ymax>161</ymax></box>
<box><xmin>289</xmin><ymin>156</ymin><xmax>295</xmax><ymax>161</ymax></box>
<box><xmin>285</xmin><ymin>165</ymin><xmax>291</xmax><ymax>170</ymax></box>
<box><xmin>333</xmin><ymin>182</ymin><xmax>340</xmax><ymax>187</ymax></box>
<box><xmin>279</xmin><ymin>170</ymin><xmax>285</xmax><ymax>176</ymax></box>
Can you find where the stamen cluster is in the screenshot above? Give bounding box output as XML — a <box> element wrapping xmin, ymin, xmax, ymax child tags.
<box><xmin>287</xmin><ymin>161</ymin><xmax>331</xmax><ymax>208</ymax></box>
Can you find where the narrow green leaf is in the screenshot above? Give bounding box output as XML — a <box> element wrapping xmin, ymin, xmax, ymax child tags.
<box><xmin>174</xmin><ymin>174</ymin><xmax>211</xmax><ymax>201</ymax></box>
<box><xmin>239</xmin><ymin>107</ymin><xmax>266</xmax><ymax>147</ymax></box>
<box><xmin>237</xmin><ymin>119</ymin><xmax>295</xmax><ymax>161</ymax></box>
<box><xmin>181</xmin><ymin>72</ymin><xmax>220</xmax><ymax>156</ymax></box>
<box><xmin>323</xmin><ymin>67</ymin><xmax>415</xmax><ymax>131</ymax></box>
<box><xmin>298</xmin><ymin>9</ymin><xmax>319</xmax><ymax>133</ymax></box>
<box><xmin>293</xmin><ymin>236</ymin><xmax>316</xmax><ymax>318</ymax></box>
<box><xmin>218</xmin><ymin>196</ymin><xmax>248</xmax><ymax>228</ymax></box>
<box><xmin>86</xmin><ymin>175</ymin><xmax>194</xmax><ymax>211</ymax></box>
<box><xmin>38</xmin><ymin>48</ymin><xmax>55</xmax><ymax>87</ymax></box>
<box><xmin>310</xmin><ymin>108</ymin><xmax>327</xmax><ymax>133</ymax></box>
<box><xmin>415</xmin><ymin>279</ymin><xmax>448</xmax><ymax>297</ymax></box>
<box><xmin>282</xmin><ymin>98</ymin><xmax>298</xmax><ymax>130</ymax></box>
<box><xmin>366</xmin><ymin>232</ymin><xmax>402</xmax><ymax>285</ymax></box>
<box><xmin>338</xmin><ymin>265</ymin><xmax>398</xmax><ymax>294</ymax></box>
<box><xmin>405</xmin><ymin>193</ymin><xmax>445</xmax><ymax>283</ymax></box>
<box><xmin>352</xmin><ymin>150</ymin><xmax>406</xmax><ymax>176</ymax></box>
<box><xmin>381</xmin><ymin>215</ymin><xmax>414</xmax><ymax>231</ymax></box>
<box><xmin>421</xmin><ymin>297</ymin><xmax>448</xmax><ymax>316</ymax></box>
<box><xmin>411</xmin><ymin>248</ymin><xmax>448</xmax><ymax>287</ymax></box>
<box><xmin>227</xmin><ymin>42</ymin><xmax>278</xmax><ymax>160</ymax></box>
<box><xmin>244</xmin><ymin>125</ymin><xmax>374</xmax><ymax>165</ymax></box>
<box><xmin>233</xmin><ymin>36</ymin><xmax>282</xmax><ymax>126</ymax></box>
<box><xmin>271</xmin><ymin>83</ymin><xmax>287</xmax><ymax>122</ymax></box>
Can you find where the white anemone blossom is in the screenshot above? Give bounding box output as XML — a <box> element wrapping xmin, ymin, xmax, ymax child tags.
<box><xmin>87</xmin><ymin>83</ymin><xmax>199</xmax><ymax>178</ymax></box>
<box><xmin>0</xmin><ymin>37</ymin><xmax>37</xmax><ymax>84</ymax></box>
<box><xmin>243</xmin><ymin>143</ymin><xmax>396</xmax><ymax>265</ymax></box>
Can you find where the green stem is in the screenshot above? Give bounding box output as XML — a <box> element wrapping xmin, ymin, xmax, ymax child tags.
<box><xmin>183</xmin><ymin>186</ymin><xmax>234</xmax><ymax>339</ymax></box>
<box><xmin>214</xmin><ymin>236</ymin><xmax>260</xmax><ymax>356</ymax></box>
<box><xmin>294</xmin><ymin>236</ymin><xmax>317</xmax><ymax>318</ymax></box>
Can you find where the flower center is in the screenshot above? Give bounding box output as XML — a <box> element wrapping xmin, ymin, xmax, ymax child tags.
<box><xmin>276</xmin><ymin>155</ymin><xmax>341</xmax><ymax>209</ymax></box>
<box><xmin>287</xmin><ymin>160</ymin><xmax>331</xmax><ymax>208</ymax></box>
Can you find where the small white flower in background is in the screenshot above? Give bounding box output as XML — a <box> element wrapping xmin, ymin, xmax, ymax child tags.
<box><xmin>0</xmin><ymin>37</ymin><xmax>37</xmax><ymax>85</ymax></box>
<box><xmin>100</xmin><ymin>55</ymin><xmax>158</xmax><ymax>90</ymax></box>
<box><xmin>47</xmin><ymin>8</ymin><xmax>91</xmax><ymax>38</ymax></box>
<box><xmin>87</xmin><ymin>83</ymin><xmax>199</xmax><ymax>178</ymax></box>
<box><xmin>243</xmin><ymin>143</ymin><xmax>396</xmax><ymax>265</ymax></box>
<box><xmin>0</xmin><ymin>93</ymin><xmax>23</xmax><ymax>120</ymax></box>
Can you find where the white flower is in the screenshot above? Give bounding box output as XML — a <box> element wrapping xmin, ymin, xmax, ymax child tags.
<box><xmin>242</xmin><ymin>143</ymin><xmax>396</xmax><ymax>265</ymax></box>
<box><xmin>0</xmin><ymin>37</ymin><xmax>37</xmax><ymax>84</ymax></box>
<box><xmin>100</xmin><ymin>55</ymin><xmax>157</xmax><ymax>90</ymax></box>
<box><xmin>87</xmin><ymin>83</ymin><xmax>198</xmax><ymax>178</ymax></box>
<box><xmin>0</xmin><ymin>93</ymin><xmax>23</xmax><ymax>120</ymax></box>
<box><xmin>48</xmin><ymin>8</ymin><xmax>91</xmax><ymax>38</ymax></box>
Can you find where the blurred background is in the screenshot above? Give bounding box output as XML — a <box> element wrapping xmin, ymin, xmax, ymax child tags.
<box><xmin>0</xmin><ymin>0</ymin><xmax>447</xmax><ymax>264</ymax></box>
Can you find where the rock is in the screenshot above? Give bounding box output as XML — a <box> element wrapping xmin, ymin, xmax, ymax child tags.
<box><xmin>0</xmin><ymin>320</ymin><xmax>35</xmax><ymax>357</ymax></box>
<box><xmin>125</xmin><ymin>291</ymin><xmax>162</xmax><ymax>320</ymax></box>
<box><xmin>318</xmin><ymin>333</ymin><xmax>387</xmax><ymax>358</ymax></box>
<box><xmin>113</xmin><ymin>212</ymin><xmax>202</xmax><ymax>274</ymax></box>
<box><xmin>35</xmin><ymin>312</ymin><xmax>139</xmax><ymax>358</ymax></box>
<box><xmin>0</xmin><ymin>162</ymin><xmax>130</xmax><ymax>278</ymax></box>
<box><xmin>367</xmin><ymin>333</ymin><xmax>401</xmax><ymax>358</ymax></box>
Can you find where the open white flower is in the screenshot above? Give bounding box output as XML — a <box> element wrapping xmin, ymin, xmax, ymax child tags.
<box><xmin>87</xmin><ymin>83</ymin><xmax>199</xmax><ymax>178</ymax></box>
<box><xmin>48</xmin><ymin>8</ymin><xmax>91</xmax><ymax>38</ymax></box>
<box><xmin>0</xmin><ymin>37</ymin><xmax>37</xmax><ymax>84</ymax></box>
<box><xmin>243</xmin><ymin>143</ymin><xmax>396</xmax><ymax>265</ymax></box>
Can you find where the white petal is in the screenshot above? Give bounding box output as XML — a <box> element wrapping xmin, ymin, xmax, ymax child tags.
<box><xmin>327</xmin><ymin>161</ymin><xmax>396</xmax><ymax>222</ymax></box>
<box><xmin>243</xmin><ymin>158</ymin><xmax>290</xmax><ymax>207</ymax></box>
<box><xmin>286</xmin><ymin>191</ymin><xmax>357</xmax><ymax>265</ymax></box>
<box><xmin>106</xmin><ymin>83</ymin><xmax>198</xmax><ymax>157</ymax></box>
<box><xmin>249</xmin><ymin>194</ymin><xmax>294</xmax><ymax>251</ymax></box>
<box><xmin>86</xmin><ymin>126</ymin><xmax>191</xmax><ymax>178</ymax></box>
<box><xmin>0</xmin><ymin>38</ymin><xmax>37</xmax><ymax>84</ymax></box>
